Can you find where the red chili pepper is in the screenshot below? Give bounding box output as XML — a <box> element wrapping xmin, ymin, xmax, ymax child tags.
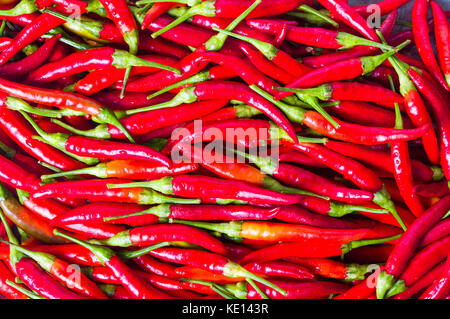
<box><xmin>49</xmin><ymin>202</ymin><xmax>156</xmax><ymax>227</ymax></box>
<box><xmin>0</xmin><ymin>34</ymin><xmax>60</xmax><ymax>79</ymax></box>
<box><xmin>133</xmin><ymin>254</ymin><xmax>180</xmax><ymax>279</ymax></box>
<box><xmin>54</xmin><ymin>230</ymin><xmax>172</xmax><ymax>299</ymax></box>
<box><xmin>285</xmin><ymin>257</ymin><xmax>370</xmax><ymax>281</ymax></box>
<box><xmin>74</xmin><ymin>55</ymin><xmax>179</xmax><ymax>95</ymax></box>
<box><xmin>14</xmin><ymin>258</ymin><xmax>90</xmax><ymax>299</ymax></box>
<box><xmin>27</xmin><ymin>47</ymin><xmax>179</xmax><ymax>83</ymax></box>
<box><xmin>276</xmin><ymin>81</ymin><xmax>404</xmax><ymax>109</ymax></box>
<box><xmin>394</xmin><ymin>262</ymin><xmax>445</xmax><ymax>299</ymax></box>
<box><xmin>104</xmin><ymin>203</ymin><xmax>279</xmax><ymax>223</ymax></box>
<box><xmin>42</xmin><ymin>160</ymin><xmax>198</xmax><ymax>181</ymax></box>
<box><xmin>0</xmin><ymin>154</ymin><xmax>42</xmax><ymax>193</ymax></box>
<box><xmin>141</xmin><ymin>2</ymin><xmax>182</xmax><ymax>30</ymax></box>
<box><xmin>377</xmin><ymin>195</ymin><xmax>450</xmax><ymax>299</ymax></box>
<box><xmin>317</xmin><ymin>0</ymin><xmax>378</xmax><ymax>40</ymax></box>
<box><xmin>212</xmin><ymin>28</ymin><xmax>313</xmax><ymax>79</ymax></box>
<box><xmin>244</xmin><ymin>152</ymin><xmax>375</xmax><ymax>204</ymax></box>
<box><xmin>97</xmin><ymin>223</ymin><xmax>227</xmax><ymax>254</ymax></box>
<box><xmin>414</xmin><ymin>181</ymin><xmax>450</xmax><ymax>198</ymax></box>
<box><xmin>150</xmin><ymin>0</ymin><xmax>304</xmax><ymax>38</ymax></box>
<box><xmin>324</xmin><ymin>140</ymin><xmax>441</xmax><ymax>183</ymax></box>
<box><xmin>239</xmin><ymin>43</ymin><xmax>296</xmax><ymax>84</ymax></box>
<box><xmin>246</xmin><ymin>19</ymin><xmax>391</xmax><ymax>50</ymax></box>
<box><xmin>353</xmin><ymin>0</ymin><xmax>411</xmax><ymax>17</ymax></box>
<box><xmin>0</xmin><ymin>106</ymin><xmax>86</xmax><ymax>171</ymax></box>
<box><xmin>145</xmin><ymin>14</ymin><xmax>216</xmax><ymax>47</ymax></box>
<box><xmin>31</xmin><ymin>178</ymin><xmax>202</xmax><ymax>205</ymax></box>
<box><xmin>171</xmin><ymin>219</ymin><xmax>398</xmax><ymax>244</ymax></box>
<box><xmin>413</xmin><ymin>0</ymin><xmax>449</xmax><ymax>90</ymax></box>
<box><xmin>301</xmin><ymin>9</ymin><xmax>398</xmax><ymax>68</ymax></box>
<box><xmin>0</xmin><ymin>260</ymin><xmax>28</xmax><ymax>299</ymax></box>
<box><xmin>0</xmin><ymin>244</ymin><xmax>102</xmax><ymax>267</ymax></box>
<box><xmin>275</xmin><ymin>205</ymin><xmax>360</xmax><ymax>229</ymax></box>
<box><xmin>148</xmin><ymin>246</ymin><xmax>287</xmax><ymax>296</ymax></box>
<box><xmin>175</xmin><ymin>266</ymin><xmax>242</xmax><ymax>284</ymax></box>
<box><xmin>0</xmin><ymin>183</ymin><xmax>68</xmax><ymax>244</ymax></box>
<box><xmin>408</xmin><ymin>68</ymin><xmax>450</xmax><ymax>180</ymax></box>
<box><xmin>18</xmin><ymin>112</ymin><xmax>171</xmax><ymax>167</ymax></box>
<box><xmin>431</xmin><ymin>1</ymin><xmax>450</xmax><ymax>88</ymax></box>
<box><xmin>17</xmin><ymin>191</ymin><xmax>126</xmax><ymax>240</ymax></box>
<box><xmin>108</xmin><ymin>174</ymin><xmax>308</xmax><ymax>206</ymax></box>
<box><xmin>419</xmin><ymin>252</ymin><xmax>450</xmax><ymax>299</ymax></box>
<box><xmin>399</xmin><ymin>236</ymin><xmax>450</xmax><ymax>289</ymax></box>
<box><xmin>384</xmin><ymin>51</ymin><xmax>440</xmax><ymax>165</ymax></box>
<box><xmin>0</xmin><ymin>79</ymin><xmax>135</xmax><ymax>143</ymax></box>
<box><xmin>277</xmin><ymin>50</ymin><xmax>399</xmax><ymax>100</ymax></box>
<box><xmin>3</xmin><ymin>241</ymin><xmax>107</xmax><ymax>298</ymax></box>
<box><xmin>334</xmin><ymin>266</ymin><xmax>382</xmax><ymax>299</ymax></box>
<box><xmin>243</xmin><ymin>260</ymin><xmax>315</xmax><ymax>280</ymax></box>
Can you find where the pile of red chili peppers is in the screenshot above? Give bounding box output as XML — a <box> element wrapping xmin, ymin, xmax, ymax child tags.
<box><xmin>0</xmin><ymin>0</ymin><xmax>448</xmax><ymax>300</ymax></box>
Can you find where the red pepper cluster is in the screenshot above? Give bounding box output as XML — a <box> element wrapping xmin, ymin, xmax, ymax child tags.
<box><xmin>0</xmin><ymin>0</ymin><xmax>448</xmax><ymax>300</ymax></box>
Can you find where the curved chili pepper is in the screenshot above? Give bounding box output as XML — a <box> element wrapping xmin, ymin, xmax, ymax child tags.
<box><xmin>175</xmin><ymin>266</ymin><xmax>242</xmax><ymax>284</ymax></box>
<box><xmin>54</xmin><ymin>229</ymin><xmax>172</xmax><ymax>299</ymax></box>
<box><xmin>239</xmin><ymin>43</ymin><xmax>296</xmax><ymax>84</ymax></box>
<box><xmin>134</xmin><ymin>254</ymin><xmax>180</xmax><ymax>279</ymax></box>
<box><xmin>394</xmin><ymin>262</ymin><xmax>445</xmax><ymax>299</ymax></box>
<box><xmin>225</xmin><ymin>279</ymin><xmax>349</xmax><ymax>299</ymax></box>
<box><xmin>408</xmin><ymin>68</ymin><xmax>450</xmax><ymax>180</ymax></box>
<box><xmin>0</xmin><ymin>244</ymin><xmax>102</xmax><ymax>267</ymax></box>
<box><xmin>390</xmin><ymin>101</ymin><xmax>424</xmax><ymax>217</ymax></box>
<box><xmin>353</xmin><ymin>0</ymin><xmax>411</xmax><ymax>17</ymax></box>
<box><xmin>377</xmin><ymin>195</ymin><xmax>450</xmax><ymax>299</ymax></box>
<box><xmin>399</xmin><ymin>236</ymin><xmax>450</xmax><ymax>289</ymax></box>
<box><xmin>419</xmin><ymin>253</ymin><xmax>450</xmax><ymax>299</ymax></box>
<box><xmin>0</xmin><ymin>34</ymin><xmax>60</xmax><ymax>79</ymax></box>
<box><xmin>0</xmin><ymin>78</ymin><xmax>135</xmax><ymax>143</ymax></box>
<box><xmin>0</xmin><ymin>260</ymin><xmax>27</xmax><ymax>299</ymax></box>
<box><xmin>74</xmin><ymin>55</ymin><xmax>179</xmax><ymax>95</ymax></box>
<box><xmin>431</xmin><ymin>1</ymin><xmax>450</xmax><ymax>87</ymax></box>
<box><xmin>380</xmin><ymin>41</ymin><xmax>440</xmax><ymax>165</ymax></box>
<box><xmin>413</xmin><ymin>0</ymin><xmax>449</xmax><ymax>90</ymax></box>
<box><xmin>14</xmin><ymin>258</ymin><xmax>90</xmax><ymax>299</ymax></box>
